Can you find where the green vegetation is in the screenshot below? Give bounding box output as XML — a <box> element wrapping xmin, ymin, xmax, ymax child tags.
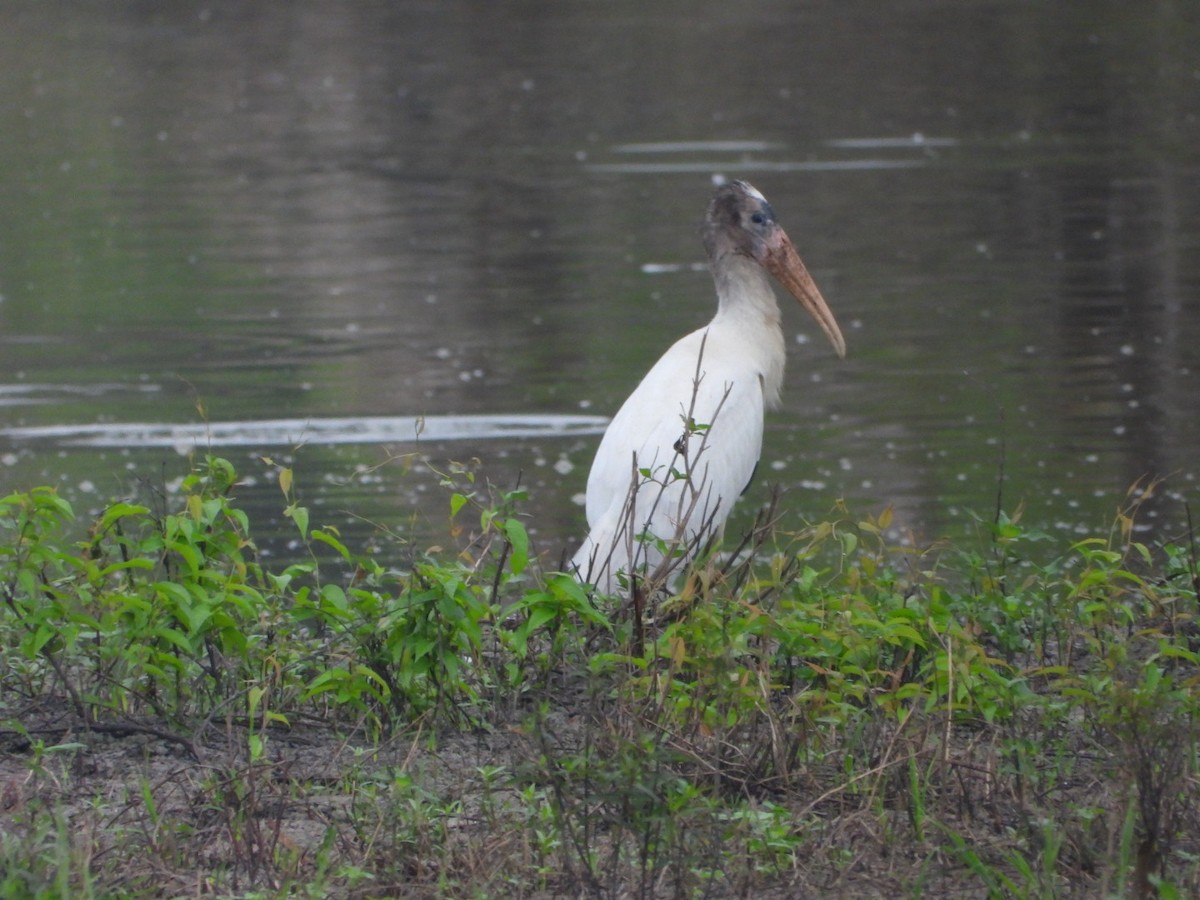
<box><xmin>1</xmin><ymin>455</ymin><xmax>1198</xmax><ymax>898</ymax></box>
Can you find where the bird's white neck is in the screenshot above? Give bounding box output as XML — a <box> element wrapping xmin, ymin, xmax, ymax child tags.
<box><xmin>709</xmin><ymin>254</ymin><xmax>787</xmax><ymax>408</ymax></box>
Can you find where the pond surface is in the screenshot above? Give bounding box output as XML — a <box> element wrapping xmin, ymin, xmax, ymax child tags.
<box><xmin>2</xmin><ymin>1</ymin><xmax>1199</xmax><ymax>565</ymax></box>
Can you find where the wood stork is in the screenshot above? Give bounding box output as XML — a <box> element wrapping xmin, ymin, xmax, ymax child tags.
<box><xmin>571</xmin><ymin>180</ymin><xmax>846</xmax><ymax>595</ymax></box>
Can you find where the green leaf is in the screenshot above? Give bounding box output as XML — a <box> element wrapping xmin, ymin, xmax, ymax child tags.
<box><xmin>285</xmin><ymin>503</ymin><xmax>309</xmax><ymax>539</ymax></box>
<box><xmin>27</xmin><ymin>623</ymin><xmax>58</xmax><ymax>656</ymax></box>
<box><xmin>524</xmin><ymin>605</ymin><xmax>557</xmax><ymax>633</ymax></box>
<box><xmin>311</xmin><ymin>527</ymin><xmax>350</xmax><ymax>560</ymax></box>
<box><xmin>152</xmin><ymin>626</ymin><xmax>195</xmax><ymax>654</ymax></box>
<box><xmin>320</xmin><ymin>584</ymin><xmax>348</xmax><ymax>613</ymax></box>
<box><xmin>410</xmin><ymin>637</ymin><xmax>438</xmax><ymax>663</ymax></box>
<box><xmin>96</xmin><ymin>502</ymin><xmax>151</xmax><ymax>533</ymax></box>
<box><xmin>503</xmin><ymin>518</ymin><xmax>529</xmax><ymax>575</ymax></box>
<box><xmin>97</xmin><ymin>558</ymin><xmax>155</xmax><ymax>580</ymax></box>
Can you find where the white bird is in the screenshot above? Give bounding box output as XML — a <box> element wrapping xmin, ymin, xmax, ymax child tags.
<box><xmin>571</xmin><ymin>180</ymin><xmax>846</xmax><ymax>595</ymax></box>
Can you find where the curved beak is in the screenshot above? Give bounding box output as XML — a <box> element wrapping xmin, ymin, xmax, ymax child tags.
<box><xmin>762</xmin><ymin>230</ymin><xmax>846</xmax><ymax>359</ymax></box>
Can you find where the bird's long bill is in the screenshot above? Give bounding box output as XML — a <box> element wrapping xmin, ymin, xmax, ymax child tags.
<box><xmin>764</xmin><ymin>232</ymin><xmax>847</xmax><ymax>359</ymax></box>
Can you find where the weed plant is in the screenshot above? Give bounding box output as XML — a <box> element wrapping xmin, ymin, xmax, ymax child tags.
<box><xmin>1</xmin><ymin>456</ymin><xmax>1197</xmax><ymax>897</ymax></box>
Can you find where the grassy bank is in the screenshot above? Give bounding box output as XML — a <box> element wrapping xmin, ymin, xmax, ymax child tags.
<box><xmin>1</xmin><ymin>455</ymin><xmax>1198</xmax><ymax>898</ymax></box>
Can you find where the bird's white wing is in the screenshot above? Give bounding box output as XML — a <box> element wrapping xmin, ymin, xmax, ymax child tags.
<box><xmin>576</xmin><ymin>325</ymin><xmax>766</xmax><ymax>588</ymax></box>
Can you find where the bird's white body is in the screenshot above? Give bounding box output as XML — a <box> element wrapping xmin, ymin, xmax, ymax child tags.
<box><xmin>572</xmin><ymin>258</ymin><xmax>785</xmax><ymax>592</ymax></box>
<box><xmin>570</xmin><ymin>181</ymin><xmax>844</xmax><ymax>595</ymax></box>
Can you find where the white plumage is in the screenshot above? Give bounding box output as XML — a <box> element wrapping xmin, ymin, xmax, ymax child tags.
<box><xmin>572</xmin><ymin>181</ymin><xmax>846</xmax><ymax>594</ymax></box>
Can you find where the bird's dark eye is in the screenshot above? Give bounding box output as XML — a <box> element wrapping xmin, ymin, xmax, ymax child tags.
<box><xmin>750</xmin><ymin>212</ymin><xmax>766</xmax><ymax>226</ymax></box>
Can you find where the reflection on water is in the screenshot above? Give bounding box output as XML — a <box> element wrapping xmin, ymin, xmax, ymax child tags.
<box><xmin>1</xmin><ymin>414</ymin><xmax>608</xmax><ymax>449</ymax></box>
<box><xmin>1</xmin><ymin>1</ymin><xmax>1197</xmax><ymax>564</ymax></box>
<box><xmin>586</xmin><ymin>160</ymin><xmax>928</xmax><ymax>174</ymax></box>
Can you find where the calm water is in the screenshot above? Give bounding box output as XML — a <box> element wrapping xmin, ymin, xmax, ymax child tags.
<box><xmin>2</xmin><ymin>2</ymin><xmax>1198</xmax><ymax>566</ymax></box>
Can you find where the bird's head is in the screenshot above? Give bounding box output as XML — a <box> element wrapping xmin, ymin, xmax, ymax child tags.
<box><xmin>702</xmin><ymin>180</ymin><xmax>781</xmax><ymax>262</ymax></box>
<box><xmin>702</xmin><ymin>180</ymin><xmax>846</xmax><ymax>359</ymax></box>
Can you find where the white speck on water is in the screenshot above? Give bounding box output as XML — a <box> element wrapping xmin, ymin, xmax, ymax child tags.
<box><xmin>1113</xmin><ymin>425</ymin><xmax>1126</xmax><ymax>435</ymax></box>
<box><xmin>798</xmin><ymin>479</ymin><xmax>826</xmax><ymax>490</ymax></box>
<box><xmin>1</xmin><ymin>453</ymin><xmax>17</xmax><ymax>466</ymax></box>
<box><xmin>839</xmin><ymin>457</ymin><xmax>852</xmax><ymax>471</ymax></box>
<box><xmin>434</xmin><ymin>347</ymin><xmax>452</xmax><ymax>359</ymax></box>
<box><xmin>1119</xmin><ymin>344</ymin><xmax>1134</xmax><ymax>356</ymax></box>
<box><xmin>425</xmin><ymin>294</ymin><xmax>438</xmax><ymax>304</ymax></box>
<box><xmin>345</xmin><ymin>321</ymin><xmax>359</xmax><ymax>333</ymax></box>
<box><xmin>770</xmin><ymin>459</ymin><xmax>786</xmax><ymax>471</ymax></box>
<box><xmin>571</xmin><ymin>492</ymin><xmax>586</xmax><ymax>506</ymax></box>
<box><xmin>578</xmin><ymin>399</ymin><xmax>592</xmax><ymax>410</ymax></box>
<box><xmin>1084</xmin><ymin>454</ymin><xmax>1099</xmax><ymax>463</ymax></box>
<box><xmin>553</xmin><ymin>458</ymin><xmax>574</xmax><ymax>475</ymax></box>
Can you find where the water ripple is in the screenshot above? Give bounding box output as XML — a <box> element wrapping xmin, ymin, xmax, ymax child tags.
<box><xmin>1</xmin><ymin>415</ymin><xmax>610</xmax><ymax>451</ymax></box>
<box><xmin>586</xmin><ymin>159</ymin><xmax>927</xmax><ymax>174</ymax></box>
